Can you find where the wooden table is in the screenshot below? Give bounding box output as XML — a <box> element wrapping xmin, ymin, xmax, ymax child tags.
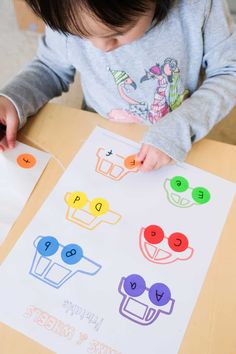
<box><xmin>0</xmin><ymin>103</ymin><xmax>236</xmax><ymax>354</ymax></box>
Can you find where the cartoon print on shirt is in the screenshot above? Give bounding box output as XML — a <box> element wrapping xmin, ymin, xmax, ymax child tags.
<box><xmin>108</xmin><ymin>58</ymin><xmax>189</xmax><ymax>125</ymax></box>
<box><xmin>163</xmin><ymin>58</ymin><xmax>189</xmax><ymax>111</ymax></box>
<box><xmin>108</xmin><ymin>68</ymin><xmax>149</xmax><ymax>123</ymax></box>
<box><xmin>140</xmin><ymin>63</ymin><xmax>170</xmax><ymax>124</ymax></box>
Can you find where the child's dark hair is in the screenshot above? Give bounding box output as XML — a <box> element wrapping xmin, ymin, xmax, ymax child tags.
<box><xmin>25</xmin><ymin>0</ymin><xmax>176</xmax><ymax>36</ymax></box>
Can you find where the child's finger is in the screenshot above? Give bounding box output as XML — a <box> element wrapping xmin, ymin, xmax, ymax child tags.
<box><xmin>0</xmin><ymin>124</ymin><xmax>6</xmax><ymax>152</ymax></box>
<box><xmin>139</xmin><ymin>154</ymin><xmax>157</xmax><ymax>172</ymax></box>
<box><xmin>135</xmin><ymin>145</ymin><xmax>148</xmax><ymax>162</ymax></box>
<box><xmin>6</xmin><ymin>116</ymin><xmax>18</xmax><ymax>149</ymax></box>
<box><xmin>0</xmin><ymin>123</ymin><xmax>6</xmax><ymax>140</ymax></box>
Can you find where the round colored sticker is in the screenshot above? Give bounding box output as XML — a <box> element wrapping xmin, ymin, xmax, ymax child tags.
<box><xmin>124</xmin><ymin>274</ymin><xmax>146</xmax><ymax>297</ymax></box>
<box><xmin>168</xmin><ymin>232</ymin><xmax>189</xmax><ymax>252</ymax></box>
<box><xmin>17</xmin><ymin>153</ymin><xmax>36</xmax><ymax>169</ymax></box>
<box><xmin>192</xmin><ymin>187</ymin><xmax>211</xmax><ymax>204</ymax></box>
<box><xmin>124</xmin><ymin>155</ymin><xmax>140</xmax><ymax>170</ymax></box>
<box><xmin>144</xmin><ymin>225</ymin><xmax>164</xmax><ymax>244</ymax></box>
<box><xmin>170</xmin><ymin>176</ymin><xmax>189</xmax><ymax>192</ymax></box>
<box><xmin>148</xmin><ymin>283</ymin><xmax>171</xmax><ymax>306</ymax></box>
<box><xmin>66</xmin><ymin>191</ymin><xmax>88</xmax><ymax>209</ymax></box>
<box><xmin>61</xmin><ymin>244</ymin><xmax>83</xmax><ymax>265</ymax></box>
<box><xmin>37</xmin><ymin>236</ymin><xmax>59</xmax><ymax>257</ymax></box>
<box><xmin>89</xmin><ymin>198</ymin><xmax>109</xmax><ymax>216</ymax></box>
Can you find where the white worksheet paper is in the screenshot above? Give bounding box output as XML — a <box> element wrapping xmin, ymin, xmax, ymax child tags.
<box><xmin>0</xmin><ymin>127</ymin><xmax>235</xmax><ymax>354</ymax></box>
<box><xmin>0</xmin><ymin>141</ymin><xmax>50</xmax><ymax>244</ymax></box>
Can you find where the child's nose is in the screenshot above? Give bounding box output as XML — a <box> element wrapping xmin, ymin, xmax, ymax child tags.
<box><xmin>102</xmin><ymin>40</ymin><xmax>118</xmax><ymax>52</ymax></box>
<box><xmin>91</xmin><ymin>38</ymin><xmax>119</xmax><ymax>52</ymax></box>
<box><xmin>104</xmin><ymin>44</ymin><xmax>116</xmax><ymax>52</ymax></box>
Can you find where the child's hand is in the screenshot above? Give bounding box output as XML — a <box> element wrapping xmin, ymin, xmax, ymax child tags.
<box><xmin>0</xmin><ymin>96</ymin><xmax>19</xmax><ymax>152</ymax></box>
<box><xmin>136</xmin><ymin>144</ymin><xmax>172</xmax><ymax>172</ymax></box>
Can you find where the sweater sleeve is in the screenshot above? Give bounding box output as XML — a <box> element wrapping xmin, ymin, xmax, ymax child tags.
<box><xmin>142</xmin><ymin>0</ymin><xmax>236</xmax><ymax>161</ymax></box>
<box><xmin>0</xmin><ymin>27</ymin><xmax>76</xmax><ymax>128</ymax></box>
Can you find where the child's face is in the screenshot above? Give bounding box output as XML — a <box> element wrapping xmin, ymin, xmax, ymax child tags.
<box><xmin>79</xmin><ymin>4</ymin><xmax>156</xmax><ymax>52</ymax></box>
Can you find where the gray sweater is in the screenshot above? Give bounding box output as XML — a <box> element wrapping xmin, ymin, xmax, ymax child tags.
<box><xmin>1</xmin><ymin>0</ymin><xmax>236</xmax><ymax>161</ymax></box>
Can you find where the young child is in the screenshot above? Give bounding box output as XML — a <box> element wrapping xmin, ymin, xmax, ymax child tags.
<box><xmin>0</xmin><ymin>0</ymin><xmax>235</xmax><ymax>171</ymax></box>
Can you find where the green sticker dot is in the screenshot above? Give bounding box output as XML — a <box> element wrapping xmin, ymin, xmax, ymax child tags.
<box><xmin>192</xmin><ymin>187</ymin><xmax>211</xmax><ymax>204</ymax></box>
<box><xmin>170</xmin><ymin>176</ymin><xmax>189</xmax><ymax>192</ymax></box>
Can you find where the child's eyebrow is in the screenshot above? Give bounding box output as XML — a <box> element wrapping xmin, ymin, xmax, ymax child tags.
<box><xmin>97</xmin><ymin>23</ymin><xmax>136</xmax><ymax>38</ymax></box>
<box><xmin>98</xmin><ymin>31</ymin><xmax>125</xmax><ymax>38</ymax></box>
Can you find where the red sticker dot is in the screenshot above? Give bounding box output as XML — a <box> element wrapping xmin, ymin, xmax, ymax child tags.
<box><xmin>144</xmin><ymin>225</ymin><xmax>164</xmax><ymax>244</ymax></box>
<box><xmin>168</xmin><ymin>233</ymin><xmax>189</xmax><ymax>252</ymax></box>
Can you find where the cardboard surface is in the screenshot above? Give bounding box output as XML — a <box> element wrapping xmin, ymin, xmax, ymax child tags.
<box><xmin>0</xmin><ymin>103</ymin><xmax>236</xmax><ymax>354</ymax></box>
<box><xmin>13</xmin><ymin>0</ymin><xmax>44</xmax><ymax>33</ymax></box>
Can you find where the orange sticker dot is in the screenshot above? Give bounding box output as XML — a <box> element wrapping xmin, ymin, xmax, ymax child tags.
<box><xmin>17</xmin><ymin>153</ymin><xmax>36</xmax><ymax>169</ymax></box>
<box><xmin>124</xmin><ymin>155</ymin><xmax>140</xmax><ymax>170</ymax></box>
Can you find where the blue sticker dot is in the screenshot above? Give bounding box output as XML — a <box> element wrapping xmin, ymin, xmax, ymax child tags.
<box><xmin>37</xmin><ymin>236</ymin><xmax>59</xmax><ymax>257</ymax></box>
<box><xmin>61</xmin><ymin>244</ymin><xmax>83</xmax><ymax>265</ymax></box>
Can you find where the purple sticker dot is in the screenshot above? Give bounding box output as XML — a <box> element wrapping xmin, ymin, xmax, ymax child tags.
<box><xmin>148</xmin><ymin>283</ymin><xmax>171</xmax><ymax>306</ymax></box>
<box><xmin>124</xmin><ymin>274</ymin><xmax>146</xmax><ymax>297</ymax></box>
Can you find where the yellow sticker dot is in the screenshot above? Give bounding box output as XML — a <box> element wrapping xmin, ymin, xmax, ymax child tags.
<box><xmin>66</xmin><ymin>192</ymin><xmax>88</xmax><ymax>209</ymax></box>
<box><xmin>89</xmin><ymin>198</ymin><xmax>109</xmax><ymax>217</ymax></box>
